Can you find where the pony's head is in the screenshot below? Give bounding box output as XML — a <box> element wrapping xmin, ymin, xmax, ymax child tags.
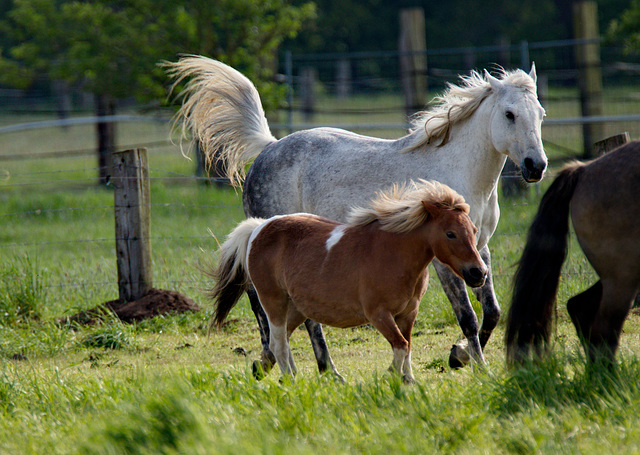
<box><xmin>421</xmin><ymin>194</ymin><xmax>487</xmax><ymax>288</ymax></box>
<box><xmin>485</xmin><ymin>64</ymin><xmax>547</xmax><ymax>182</ymax></box>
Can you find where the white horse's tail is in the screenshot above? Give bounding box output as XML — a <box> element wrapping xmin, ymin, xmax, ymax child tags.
<box><xmin>208</xmin><ymin>218</ymin><xmax>265</xmax><ymax>330</ymax></box>
<box><xmin>165</xmin><ymin>55</ymin><xmax>277</xmax><ymax>187</ymax></box>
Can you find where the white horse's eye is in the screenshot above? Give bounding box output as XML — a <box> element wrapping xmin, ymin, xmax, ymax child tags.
<box><xmin>505</xmin><ymin>111</ymin><xmax>515</xmax><ymax>121</ymax></box>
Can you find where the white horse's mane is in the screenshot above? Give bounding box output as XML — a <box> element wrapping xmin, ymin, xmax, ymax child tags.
<box><xmin>407</xmin><ymin>68</ymin><xmax>537</xmax><ymax>150</ymax></box>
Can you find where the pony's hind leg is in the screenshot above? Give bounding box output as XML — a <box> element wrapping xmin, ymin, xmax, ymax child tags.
<box><xmin>269</xmin><ymin>321</ymin><xmax>296</xmax><ymax>377</ymax></box>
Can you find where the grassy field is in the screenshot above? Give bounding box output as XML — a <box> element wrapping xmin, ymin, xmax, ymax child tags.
<box><xmin>1</xmin><ymin>95</ymin><xmax>640</xmax><ymax>453</ymax></box>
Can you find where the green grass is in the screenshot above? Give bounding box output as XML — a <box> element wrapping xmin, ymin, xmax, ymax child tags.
<box><xmin>0</xmin><ymin>93</ymin><xmax>639</xmax><ymax>453</ymax></box>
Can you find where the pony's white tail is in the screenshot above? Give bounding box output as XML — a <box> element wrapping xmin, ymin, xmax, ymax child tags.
<box><xmin>209</xmin><ymin>218</ymin><xmax>265</xmax><ymax>329</ymax></box>
<box><xmin>165</xmin><ymin>55</ymin><xmax>277</xmax><ymax>187</ymax></box>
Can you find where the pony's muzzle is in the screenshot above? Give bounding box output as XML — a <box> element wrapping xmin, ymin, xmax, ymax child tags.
<box><xmin>462</xmin><ymin>266</ymin><xmax>487</xmax><ymax>288</ymax></box>
<box><xmin>521</xmin><ymin>156</ymin><xmax>547</xmax><ymax>183</ymax></box>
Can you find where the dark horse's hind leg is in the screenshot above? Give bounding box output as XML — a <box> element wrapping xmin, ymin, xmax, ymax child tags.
<box><xmin>569</xmin><ymin>280</ymin><xmax>635</xmax><ymax>365</ymax></box>
<box><xmin>567</xmin><ymin>281</ymin><xmax>603</xmax><ymax>350</ymax></box>
<box><xmin>248</xmin><ymin>287</ymin><xmax>344</xmax><ymax>381</ymax></box>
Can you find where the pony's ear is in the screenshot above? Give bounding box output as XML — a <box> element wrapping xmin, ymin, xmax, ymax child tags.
<box><xmin>484</xmin><ymin>69</ymin><xmax>502</xmax><ymax>93</ymax></box>
<box><xmin>529</xmin><ymin>62</ymin><xmax>537</xmax><ymax>84</ymax></box>
<box><xmin>422</xmin><ymin>200</ymin><xmax>439</xmax><ymax>220</ymax></box>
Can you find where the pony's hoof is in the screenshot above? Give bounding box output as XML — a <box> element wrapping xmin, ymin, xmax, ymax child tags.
<box><xmin>402</xmin><ymin>375</ymin><xmax>416</xmax><ymax>385</ymax></box>
<box><xmin>449</xmin><ymin>344</ymin><xmax>470</xmax><ymax>369</ymax></box>
<box><xmin>332</xmin><ymin>372</ymin><xmax>346</xmax><ymax>384</ymax></box>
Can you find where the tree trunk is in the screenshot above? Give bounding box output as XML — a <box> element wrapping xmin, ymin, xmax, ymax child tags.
<box><xmin>96</xmin><ymin>94</ymin><xmax>117</xmax><ymax>184</ymax></box>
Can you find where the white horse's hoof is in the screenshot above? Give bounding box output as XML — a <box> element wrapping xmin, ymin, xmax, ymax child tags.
<box><xmin>449</xmin><ymin>344</ymin><xmax>471</xmax><ymax>369</ymax></box>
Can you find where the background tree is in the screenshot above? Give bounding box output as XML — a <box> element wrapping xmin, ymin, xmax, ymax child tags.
<box><xmin>607</xmin><ymin>0</ymin><xmax>640</xmax><ymax>52</ymax></box>
<box><xmin>0</xmin><ymin>0</ymin><xmax>314</xmax><ymax>181</ymax></box>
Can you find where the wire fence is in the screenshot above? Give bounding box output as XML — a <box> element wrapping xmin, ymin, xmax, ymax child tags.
<box><xmin>0</xmin><ymin>159</ymin><xmax>597</xmax><ymax>300</ymax></box>
<box><xmin>6</xmin><ymin>37</ymin><xmax>637</xmax><ymax>299</ymax></box>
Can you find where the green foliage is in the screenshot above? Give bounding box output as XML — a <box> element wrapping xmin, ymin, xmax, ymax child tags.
<box><xmin>80</xmin><ymin>324</ymin><xmax>133</xmax><ymax>350</ymax></box>
<box><xmin>0</xmin><ymin>0</ymin><xmax>315</xmax><ymax>110</ymax></box>
<box><xmin>0</xmin><ymin>255</ymin><xmax>45</xmax><ymax>325</ymax></box>
<box><xmin>607</xmin><ymin>0</ymin><xmax>640</xmax><ymax>52</ymax></box>
<box><xmin>81</xmin><ymin>383</ymin><xmax>209</xmax><ymax>454</ymax></box>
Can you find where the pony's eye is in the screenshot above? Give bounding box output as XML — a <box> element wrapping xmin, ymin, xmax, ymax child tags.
<box><xmin>506</xmin><ymin>111</ymin><xmax>515</xmax><ymax>121</ymax></box>
<box><xmin>446</xmin><ymin>231</ymin><xmax>457</xmax><ymax>239</ymax></box>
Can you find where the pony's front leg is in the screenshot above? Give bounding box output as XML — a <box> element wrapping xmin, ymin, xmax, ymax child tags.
<box><xmin>396</xmin><ymin>307</ymin><xmax>419</xmax><ymax>384</ymax></box>
<box><xmin>368</xmin><ymin>309</ymin><xmax>412</xmax><ymax>383</ymax></box>
<box><xmin>433</xmin><ymin>260</ymin><xmax>485</xmax><ymax>368</ymax></box>
<box><xmin>304</xmin><ymin>319</ymin><xmax>345</xmax><ymax>382</ymax></box>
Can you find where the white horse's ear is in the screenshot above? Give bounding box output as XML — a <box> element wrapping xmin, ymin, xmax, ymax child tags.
<box><xmin>484</xmin><ymin>69</ymin><xmax>502</xmax><ymax>92</ymax></box>
<box><xmin>529</xmin><ymin>62</ymin><xmax>537</xmax><ymax>83</ymax></box>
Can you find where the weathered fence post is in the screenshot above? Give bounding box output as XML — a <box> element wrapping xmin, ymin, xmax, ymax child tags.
<box><xmin>593</xmin><ymin>132</ymin><xmax>630</xmax><ymax>156</ymax></box>
<box><xmin>300</xmin><ymin>67</ymin><xmax>317</xmax><ymax>121</ymax></box>
<box><xmin>574</xmin><ymin>0</ymin><xmax>604</xmax><ymax>158</ymax></box>
<box><xmin>112</xmin><ymin>148</ymin><xmax>152</xmax><ymax>302</ymax></box>
<box><xmin>399</xmin><ymin>7</ymin><xmax>427</xmax><ymax>118</ymax></box>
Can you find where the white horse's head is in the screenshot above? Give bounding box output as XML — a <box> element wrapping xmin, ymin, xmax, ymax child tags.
<box><xmin>486</xmin><ymin>64</ymin><xmax>547</xmax><ymax>182</ymax></box>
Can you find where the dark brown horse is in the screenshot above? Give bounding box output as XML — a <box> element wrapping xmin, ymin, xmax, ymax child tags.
<box><xmin>209</xmin><ymin>180</ymin><xmax>487</xmax><ymax>382</ymax></box>
<box><xmin>506</xmin><ymin>140</ymin><xmax>640</xmax><ymax>365</ymax></box>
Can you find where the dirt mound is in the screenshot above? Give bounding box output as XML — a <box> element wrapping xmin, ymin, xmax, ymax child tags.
<box><xmin>63</xmin><ymin>288</ymin><xmax>202</xmax><ymax>325</ymax></box>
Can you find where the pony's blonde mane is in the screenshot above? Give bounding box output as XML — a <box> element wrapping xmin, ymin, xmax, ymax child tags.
<box><xmin>347</xmin><ymin>179</ymin><xmax>469</xmax><ymax>233</ymax></box>
<box><xmin>407</xmin><ymin>68</ymin><xmax>537</xmax><ymax>150</ymax></box>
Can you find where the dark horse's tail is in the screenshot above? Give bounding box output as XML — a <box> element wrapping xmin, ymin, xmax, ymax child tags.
<box><xmin>505</xmin><ymin>161</ymin><xmax>586</xmax><ymax>364</ymax></box>
<box><xmin>207</xmin><ymin>218</ymin><xmax>264</xmax><ymax>332</ymax></box>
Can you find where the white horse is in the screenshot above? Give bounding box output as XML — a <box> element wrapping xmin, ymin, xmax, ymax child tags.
<box><xmin>167</xmin><ymin>55</ymin><xmax>547</xmax><ymax>378</ymax></box>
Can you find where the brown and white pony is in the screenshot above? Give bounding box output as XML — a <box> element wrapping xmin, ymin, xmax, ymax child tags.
<box><xmin>208</xmin><ymin>180</ymin><xmax>487</xmax><ymax>382</ymax></box>
<box><xmin>506</xmin><ymin>140</ymin><xmax>640</xmax><ymax>366</ymax></box>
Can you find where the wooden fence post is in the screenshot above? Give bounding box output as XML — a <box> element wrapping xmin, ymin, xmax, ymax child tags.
<box><xmin>112</xmin><ymin>148</ymin><xmax>152</xmax><ymax>302</ymax></box>
<box><xmin>399</xmin><ymin>7</ymin><xmax>427</xmax><ymax>118</ymax></box>
<box><xmin>300</xmin><ymin>67</ymin><xmax>317</xmax><ymax>121</ymax></box>
<box><xmin>593</xmin><ymin>132</ymin><xmax>629</xmax><ymax>156</ymax></box>
<box><xmin>574</xmin><ymin>0</ymin><xmax>604</xmax><ymax>158</ymax></box>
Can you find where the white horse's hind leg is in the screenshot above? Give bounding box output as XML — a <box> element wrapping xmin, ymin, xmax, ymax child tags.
<box><xmin>268</xmin><ymin>323</ymin><xmax>296</xmax><ymax>377</ymax></box>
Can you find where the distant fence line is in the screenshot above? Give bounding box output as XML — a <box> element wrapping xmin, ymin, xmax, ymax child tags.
<box><xmin>0</xmin><ymin>111</ymin><xmax>638</xmax><ymax>165</ymax></box>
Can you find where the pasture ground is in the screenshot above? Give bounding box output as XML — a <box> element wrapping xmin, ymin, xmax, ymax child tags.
<box><xmin>2</xmin><ymin>95</ymin><xmax>640</xmax><ymax>453</ymax></box>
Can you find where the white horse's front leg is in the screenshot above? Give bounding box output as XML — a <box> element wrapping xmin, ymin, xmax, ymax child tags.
<box><xmin>433</xmin><ymin>259</ymin><xmax>486</xmax><ymax>368</ymax></box>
